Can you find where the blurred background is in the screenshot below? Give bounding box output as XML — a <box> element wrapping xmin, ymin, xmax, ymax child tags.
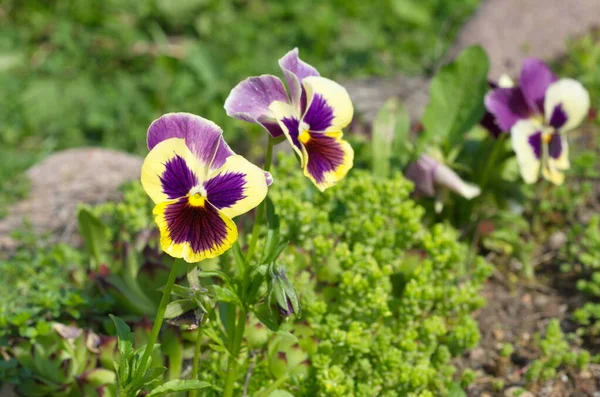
<box><xmin>0</xmin><ymin>0</ymin><xmax>479</xmax><ymax>214</ymax></box>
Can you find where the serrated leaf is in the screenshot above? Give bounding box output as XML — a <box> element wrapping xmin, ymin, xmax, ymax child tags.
<box><xmin>146</xmin><ymin>380</ymin><xmax>211</xmax><ymax>396</ymax></box>
<box><xmin>421</xmin><ymin>45</ymin><xmax>490</xmax><ymax>149</ymax></box>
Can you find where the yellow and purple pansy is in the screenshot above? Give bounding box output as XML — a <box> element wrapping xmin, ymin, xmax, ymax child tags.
<box><xmin>224</xmin><ymin>48</ymin><xmax>354</xmax><ymax>191</ymax></box>
<box><xmin>141</xmin><ymin>113</ymin><xmax>272</xmax><ymax>263</ymax></box>
<box><xmin>485</xmin><ymin>59</ymin><xmax>590</xmax><ymax>185</ymax></box>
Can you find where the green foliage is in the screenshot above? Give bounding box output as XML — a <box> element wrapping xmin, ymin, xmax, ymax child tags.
<box><xmin>24</xmin><ymin>154</ymin><xmax>490</xmax><ymax>396</ymax></box>
<box><xmin>562</xmin><ymin>215</ymin><xmax>600</xmax><ymax>334</ymax></box>
<box><xmin>525</xmin><ymin>319</ymin><xmax>590</xmax><ymax>384</ymax></box>
<box><xmin>0</xmin><ymin>235</ymin><xmax>109</xmax><ymax>339</ymax></box>
<box><xmin>11</xmin><ymin>323</ymin><xmax>116</xmax><ymax>396</ymax></box>
<box><xmin>261</xmin><ymin>155</ymin><xmax>491</xmax><ymax>396</ymax></box>
<box><xmin>421</xmin><ymin>46</ymin><xmax>490</xmax><ymax>150</ymax></box>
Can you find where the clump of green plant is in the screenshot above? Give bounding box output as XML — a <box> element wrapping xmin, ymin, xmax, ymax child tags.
<box><xmin>525</xmin><ymin>319</ymin><xmax>590</xmax><ymax>384</ymax></box>
<box><xmin>562</xmin><ymin>215</ymin><xmax>600</xmax><ymax>335</ymax></box>
<box><xmin>0</xmin><ymin>234</ymin><xmax>109</xmax><ymax>339</ymax></box>
<box><xmin>10</xmin><ymin>323</ymin><xmax>117</xmax><ymax>396</ymax></box>
<box><xmin>259</xmin><ymin>155</ymin><xmax>492</xmax><ymax>396</ymax></box>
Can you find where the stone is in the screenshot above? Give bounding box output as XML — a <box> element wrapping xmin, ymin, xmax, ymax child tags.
<box><xmin>0</xmin><ymin>148</ymin><xmax>143</xmax><ymax>252</ymax></box>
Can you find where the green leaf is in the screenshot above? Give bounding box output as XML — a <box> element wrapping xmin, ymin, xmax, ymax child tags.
<box><xmin>372</xmin><ymin>97</ymin><xmax>411</xmax><ymax>176</ymax></box>
<box><xmin>109</xmin><ymin>315</ymin><xmax>133</xmax><ymax>358</ymax></box>
<box><xmin>164</xmin><ymin>299</ymin><xmax>196</xmax><ymax>320</ymax></box>
<box><xmin>390</xmin><ymin>0</ymin><xmax>432</xmax><ymax>27</ymax></box>
<box><xmin>85</xmin><ymin>368</ymin><xmax>116</xmax><ymax>387</ymax></box>
<box><xmin>146</xmin><ymin>380</ymin><xmax>211</xmax><ymax>396</ymax></box>
<box><xmin>421</xmin><ymin>45</ymin><xmax>490</xmax><ymax>150</ymax></box>
<box><xmin>77</xmin><ymin>208</ymin><xmax>109</xmax><ymax>268</ymax></box>
<box><xmin>141</xmin><ymin>366</ymin><xmax>167</xmax><ymax>386</ymax></box>
<box><xmin>197</xmin><ymin>270</ymin><xmax>234</xmax><ymax>287</ymax></box>
<box><xmin>212</xmin><ymin>285</ymin><xmax>242</xmax><ymax>306</ymax></box>
<box><xmin>448</xmin><ymin>382</ymin><xmax>467</xmax><ymax>397</ymax></box>
<box><xmin>253</xmin><ymin>304</ymin><xmax>280</xmax><ymax>332</ymax></box>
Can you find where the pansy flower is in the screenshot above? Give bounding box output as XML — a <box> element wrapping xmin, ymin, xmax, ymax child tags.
<box><xmin>141</xmin><ymin>113</ymin><xmax>271</xmax><ymax>263</ymax></box>
<box><xmin>485</xmin><ymin>59</ymin><xmax>590</xmax><ymax>184</ymax></box>
<box><xmin>224</xmin><ymin>48</ymin><xmax>354</xmax><ymax>191</ymax></box>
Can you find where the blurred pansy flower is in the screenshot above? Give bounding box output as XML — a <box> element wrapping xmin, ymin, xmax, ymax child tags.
<box><xmin>481</xmin><ymin>74</ymin><xmax>515</xmax><ymax>137</ymax></box>
<box><xmin>405</xmin><ymin>154</ymin><xmax>481</xmax><ymax>212</ymax></box>
<box><xmin>225</xmin><ymin>48</ymin><xmax>354</xmax><ymax>191</ymax></box>
<box><xmin>141</xmin><ymin>113</ymin><xmax>271</xmax><ymax>263</ymax></box>
<box><xmin>485</xmin><ymin>59</ymin><xmax>590</xmax><ymax>185</ymax></box>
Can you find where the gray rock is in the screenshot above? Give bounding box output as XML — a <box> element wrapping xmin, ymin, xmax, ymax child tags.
<box><xmin>0</xmin><ymin>148</ymin><xmax>142</xmax><ymax>252</ymax></box>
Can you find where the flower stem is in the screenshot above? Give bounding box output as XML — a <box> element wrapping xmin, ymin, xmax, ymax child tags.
<box><xmin>222</xmin><ymin>308</ymin><xmax>247</xmax><ymax>397</ymax></box>
<box><xmin>189</xmin><ymin>328</ymin><xmax>203</xmax><ymax>397</ymax></box>
<box><xmin>245</xmin><ymin>137</ymin><xmax>274</xmax><ymax>262</ymax></box>
<box><xmin>137</xmin><ymin>258</ymin><xmax>180</xmax><ymax>377</ymax></box>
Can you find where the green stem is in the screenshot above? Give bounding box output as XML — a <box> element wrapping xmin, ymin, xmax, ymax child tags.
<box><xmin>222</xmin><ymin>308</ymin><xmax>247</xmax><ymax>397</ymax></box>
<box><xmin>245</xmin><ymin>137</ymin><xmax>274</xmax><ymax>262</ymax></box>
<box><xmin>137</xmin><ymin>258</ymin><xmax>180</xmax><ymax>376</ymax></box>
<box><xmin>189</xmin><ymin>329</ymin><xmax>203</xmax><ymax>397</ymax></box>
<box><xmin>254</xmin><ymin>373</ymin><xmax>290</xmax><ymax>397</ymax></box>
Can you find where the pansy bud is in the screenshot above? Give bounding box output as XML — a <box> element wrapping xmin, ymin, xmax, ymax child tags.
<box><xmin>405</xmin><ymin>154</ymin><xmax>481</xmax><ymax>201</ymax></box>
<box><xmin>269</xmin><ymin>265</ymin><xmax>300</xmax><ymax>318</ymax></box>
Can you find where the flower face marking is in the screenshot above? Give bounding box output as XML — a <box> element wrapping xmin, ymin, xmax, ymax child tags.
<box><xmin>225</xmin><ymin>48</ymin><xmax>354</xmax><ymax>191</ymax></box>
<box><xmin>141</xmin><ymin>113</ymin><xmax>270</xmax><ymax>262</ymax></box>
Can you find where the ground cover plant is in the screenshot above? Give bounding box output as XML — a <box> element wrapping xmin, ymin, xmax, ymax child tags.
<box><xmin>2</xmin><ymin>4</ymin><xmax>600</xmax><ymax>397</ymax></box>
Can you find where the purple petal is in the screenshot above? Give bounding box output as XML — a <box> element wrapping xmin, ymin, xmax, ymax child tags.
<box><xmin>279</xmin><ymin>48</ymin><xmax>319</xmax><ymax>107</ymax></box>
<box><xmin>302</xmin><ymin>94</ymin><xmax>334</xmax><ymax>132</ymax></box>
<box><xmin>204</xmin><ymin>172</ymin><xmax>247</xmax><ymax>211</ymax></box>
<box><xmin>164</xmin><ymin>197</ymin><xmax>231</xmax><ymax>254</ymax></box>
<box><xmin>147</xmin><ymin>113</ymin><xmax>234</xmax><ymax>169</ymax></box>
<box><xmin>548</xmin><ymin>133</ymin><xmax>563</xmax><ymax>159</ymax></box>
<box><xmin>281</xmin><ymin>117</ymin><xmax>303</xmax><ymax>153</ymax></box>
<box><xmin>405</xmin><ymin>155</ymin><xmax>437</xmax><ymax>197</ymax></box>
<box><xmin>548</xmin><ymin>103</ymin><xmax>568</xmax><ymax>130</ymax></box>
<box><xmin>303</xmin><ymin>133</ymin><xmax>347</xmax><ymax>185</ymax></box>
<box><xmin>224</xmin><ymin>75</ymin><xmax>290</xmax><ymax>138</ymax></box>
<box><xmin>161</xmin><ymin>155</ymin><xmax>199</xmax><ymax>199</ymax></box>
<box><xmin>484</xmin><ymin>88</ymin><xmax>532</xmax><ymax>131</ymax></box>
<box><xmin>519</xmin><ymin>58</ymin><xmax>557</xmax><ymax>114</ymax></box>
<box><xmin>528</xmin><ymin>131</ymin><xmax>543</xmax><ymax>159</ymax></box>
